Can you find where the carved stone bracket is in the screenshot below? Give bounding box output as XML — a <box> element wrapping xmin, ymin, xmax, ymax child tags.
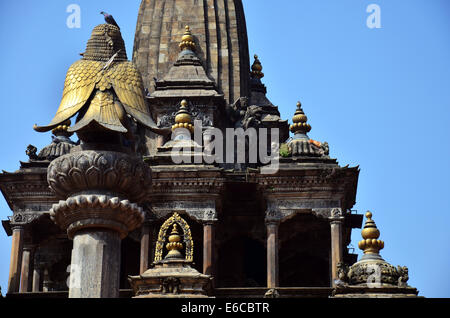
<box><xmin>329</xmin><ymin>208</ymin><xmax>345</xmax><ymax>223</ymax></box>
<box><xmin>157</xmin><ymin>102</ymin><xmax>214</xmax><ymax>129</ymax></box>
<box><xmin>9</xmin><ymin>212</ymin><xmax>42</xmax><ymax>227</ymax></box>
<box><xmin>265</xmin><ymin>209</ymin><xmax>281</xmax><ymax>224</ymax></box>
<box><xmin>151</xmin><ymin>200</ymin><xmax>217</xmax><ymax>223</ymax></box>
<box><xmin>266</xmin><ymin>199</ymin><xmax>341</xmax><ymax>222</ymax></box>
<box><xmin>203</xmin><ymin>209</ymin><xmax>218</xmax><ymax>224</ymax></box>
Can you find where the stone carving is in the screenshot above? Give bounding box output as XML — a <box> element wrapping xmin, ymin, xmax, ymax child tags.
<box><xmin>26</xmin><ymin>145</ymin><xmax>38</xmax><ymax>161</ymax></box>
<box><xmin>161</xmin><ymin>277</ymin><xmax>180</xmax><ymax>294</ymax></box>
<box><xmin>158</xmin><ymin>102</ymin><xmax>213</xmax><ymax>128</ymax></box>
<box><xmin>330</xmin><ymin>208</ymin><xmax>344</xmax><ymax>222</ymax></box>
<box><xmin>49</xmin><ymin>194</ymin><xmax>145</xmax><ymax>239</ymax></box>
<box><xmin>158</xmin><ymin>112</ymin><xmax>177</xmax><ymax>128</ymax></box>
<box><xmin>151</xmin><ymin>201</ymin><xmax>218</xmax><ymax>222</ymax></box>
<box><xmin>264</xmin><ymin>288</ymin><xmax>280</xmax><ymax>298</ymax></box>
<box><xmin>331</xmin><ymin>208</ymin><xmax>343</xmax><ymax>217</ymax></box>
<box><xmin>242</xmin><ymin>105</ymin><xmax>264</xmax><ymax>129</ymax></box>
<box><xmin>203</xmin><ymin>210</ymin><xmax>217</xmax><ymax>222</ymax></box>
<box><xmin>397</xmin><ymin>266</ymin><xmax>409</xmax><ymax>288</ymax></box>
<box><xmin>154</xmin><ymin>213</ymin><xmax>194</xmax><ymax>263</ymax></box>
<box><xmin>265</xmin><ymin>209</ymin><xmax>281</xmax><ymax>223</ymax></box>
<box><xmin>229</xmin><ymin>97</ymin><xmax>249</xmax><ymax>126</ymax></box>
<box><xmin>336</xmin><ymin>262</ymin><xmax>349</xmax><ymax>286</ymax></box>
<box><xmin>10</xmin><ymin>212</ymin><xmax>41</xmax><ymax>226</ymax></box>
<box><xmin>47</xmin><ymin>150</ymin><xmax>152</xmax><ymax>202</ymax></box>
<box><xmin>321</xmin><ymin>142</ymin><xmax>330</xmax><ymax>157</ymax></box>
<box><xmin>347</xmin><ymin>261</ymin><xmax>400</xmax><ymax>286</ymax></box>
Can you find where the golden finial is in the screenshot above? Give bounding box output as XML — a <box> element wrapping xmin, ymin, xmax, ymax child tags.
<box><xmin>251</xmin><ymin>54</ymin><xmax>264</xmax><ymax>79</ymax></box>
<box><xmin>179</xmin><ymin>25</ymin><xmax>196</xmax><ymax>51</ymax></box>
<box><xmin>172</xmin><ymin>99</ymin><xmax>194</xmax><ymax>133</ymax></box>
<box><xmin>358</xmin><ymin>211</ymin><xmax>385</xmax><ymax>255</ymax></box>
<box><xmin>290</xmin><ymin>101</ymin><xmax>312</xmax><ymax>134</ymax></box>
<box><xmin>51</xmin><ymin>120</ymin><xmax>74</xmax><ymax>137</ymax></box>
<box><xmin>165</xmin><ymin>224</ymin><xmax>184</xmax><ymax>259</ymax></box>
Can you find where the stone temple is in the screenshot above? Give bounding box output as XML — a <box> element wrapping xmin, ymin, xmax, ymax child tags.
<box><xmin>0</xmin><ymin>0</ymin><xmax>419</xmax><ymax>298</ymax></box>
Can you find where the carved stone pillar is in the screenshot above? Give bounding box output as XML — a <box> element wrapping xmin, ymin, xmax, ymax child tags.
<box><xmin>7</xmin><ymin>225</ymin><xmax>24</xmax><ymax>294</ymax></box>
<box><xmin>48</xmin><ymin>149</ymin><xmax>151</xmax><ymax>298</ymax></box>
<box><xmin>265</xmin><ymin>210</ymin><xmax>280</xmax><ymax>289</ymax></box>
<box><xmin>32</xmin><ymin>264</ymin><xmax>40</xmax><ymax>292</ymax></box>
<box><xmin>140</xmin><ymin>222</ymin><xmax>152</xmax><ymax>274</ymax></box>
<box><xmin>329</xmin><ymin>208</ymin><xmax>345</xmax><ymax>287</ymax></box>
<box><xmin>42</xmin><ymin>267</ymin><xmax>50</xmax><ymax>292</ymax></box>
<box><xmin>19</xmin><ymin>245</ymin><xmax>33</xmax><ymax>293</ymax></box>
<box><xmin>203</xmin><ymin>222</ymin><xmax>215</xmax><ymax>277</ymax></box>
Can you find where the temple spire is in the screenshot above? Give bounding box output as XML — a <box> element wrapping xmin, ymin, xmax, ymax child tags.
<box><xmin>133</xmin><ymin>0</ymin><xmax>251</xmax><ymax>104</ymax></box>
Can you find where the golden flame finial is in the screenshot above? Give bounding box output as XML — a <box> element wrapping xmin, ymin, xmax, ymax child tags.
<box><xmin>358</xmin><ymin>211</ymin><xmax>385</xmax><ymax>255</ymax></box>
<box><xmin>251</xmin><ymin>54</ymin><xmax>264</xmax><ymax>79</ymax></box>
<box><xmin>172</xmin><ymin>99</ymin><xmax>194</xmax><ymax>133</ymax></box>
<box><xmin>179</xmin><ymin>25</ymin><xmax>196</xmax><ymax>51</ymax></box>
<box><xmin>290</xmin><ymin>101</ymin><xmax>312</xmax><ymax>134</ymax></box>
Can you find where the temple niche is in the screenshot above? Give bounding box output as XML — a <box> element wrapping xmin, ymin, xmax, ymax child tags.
<box><xmin>0</xmin><ymin>0</ymin><xmax>419</xmax><ymax>299</ymax></box>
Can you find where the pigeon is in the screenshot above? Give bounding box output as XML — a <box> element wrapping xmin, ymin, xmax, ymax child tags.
<box><xmin>100</xmin><ymin>11</ymin><xmax>120</xmax><ymax>29</ymax></box>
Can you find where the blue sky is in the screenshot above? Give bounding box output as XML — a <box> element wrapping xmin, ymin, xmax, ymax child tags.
<box><xmin>0</xmin><ymin>0</ymin><xmax>449</xmax><ymax>297</ymax></box>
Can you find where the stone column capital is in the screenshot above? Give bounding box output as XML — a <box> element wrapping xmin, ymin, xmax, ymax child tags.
<box><xmin>329</xmin><ymin>208</ymin><xmax>345</xmax><ymax>223</ymax></box>
<box><xmin>10</xmin><ymin>223</ymin><xmax>25</xmax><ymax>231</ymax></box>
<box><xmin>265</xmin><ymin>209</ymin><xmax>281</xmax><ymax>225</ymax></box>
<box><xmin>202</xmin><ymin>209</ymin><xmax>218</xmax><ymax>225</ymax></box>
<box><xmin>22</xmin><ymin>245</ymin><xmax>34</xmax><ymax>252</ymax></box>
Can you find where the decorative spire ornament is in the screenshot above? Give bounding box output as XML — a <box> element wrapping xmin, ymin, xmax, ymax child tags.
<box><xmin>165</xmin><ymin>224</ymin><xmax>184</xmax><ymax>260</ymax></box>
<box><xmin>251</xmin><ymin>54</ymin><xmax>264</xmax><ymax>79</ymax></box>
<box><xmin>290</xmin><ymin>101</ymin><xmax>312</xmax><ymax>135</ymax></box>
<box><xmin>172</xmin><ymin>100</ymin><xmax>194</xmax><ymax>134</ymax></box>
<box><xmin>179</xmin><ymin>26</ymin><xmax>196</xmax><ymax>52</ymax></box>
<box><xmin>358</xmin><ymin>211</ymin><xmax>385</xmax><ymax>255</ymax></box>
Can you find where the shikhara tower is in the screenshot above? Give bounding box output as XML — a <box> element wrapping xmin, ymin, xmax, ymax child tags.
<box><xmin>0</xmin><ymin>1</ymin><xmax>418</xmax><ymax>298</ymax></box>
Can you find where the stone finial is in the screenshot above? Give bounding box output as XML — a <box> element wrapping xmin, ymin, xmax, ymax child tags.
<box><xmin>172</xmin><ymin>100</ymin><xmax>194</xmax><ymax>133</ymax></box>
<box><xmin>290</xmin><ymin>101</ymin><xmax>312</xmax><ymax>134</ymax></box>
<box><xmin>179</xmin><ymin>25</ymin><xmax>196</xmax><ymax>52</ymax></box>
<box><xmin>165</xmin><ymin>224</ymin><xmax>184</xmax><ymax>260</ymax></box>
<box><xmin>358</xmin><ymin>211</ymin><xmax>385</xmax><ymax>255</ymax></box>
<box><xmin>251</xmin><ymin>54</ymin><xmax>264</xmax><ymax>79</ymax></box>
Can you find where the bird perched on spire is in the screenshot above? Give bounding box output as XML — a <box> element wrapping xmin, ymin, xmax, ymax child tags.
<box><xmin>34</xmin><ymin>24</ymin><xmax>168</xmax><ymax>144</ymax></box>
<box><xmin>100</xmin><ymin>11</ymin><xmax>120</xmax><ymax>29</ymax></box>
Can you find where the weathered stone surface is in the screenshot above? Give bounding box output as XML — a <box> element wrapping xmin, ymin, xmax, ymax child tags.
<box><xmin>69</xmin><ymin>230</ymin><xmax>121</xmax><ymax>298</ymax></box>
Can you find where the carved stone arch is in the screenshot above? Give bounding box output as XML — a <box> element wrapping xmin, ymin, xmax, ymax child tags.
<box><xmin>154</xmin><ymin>213</ymin><xmax>194</xmax><ymax>263</ymax></box>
